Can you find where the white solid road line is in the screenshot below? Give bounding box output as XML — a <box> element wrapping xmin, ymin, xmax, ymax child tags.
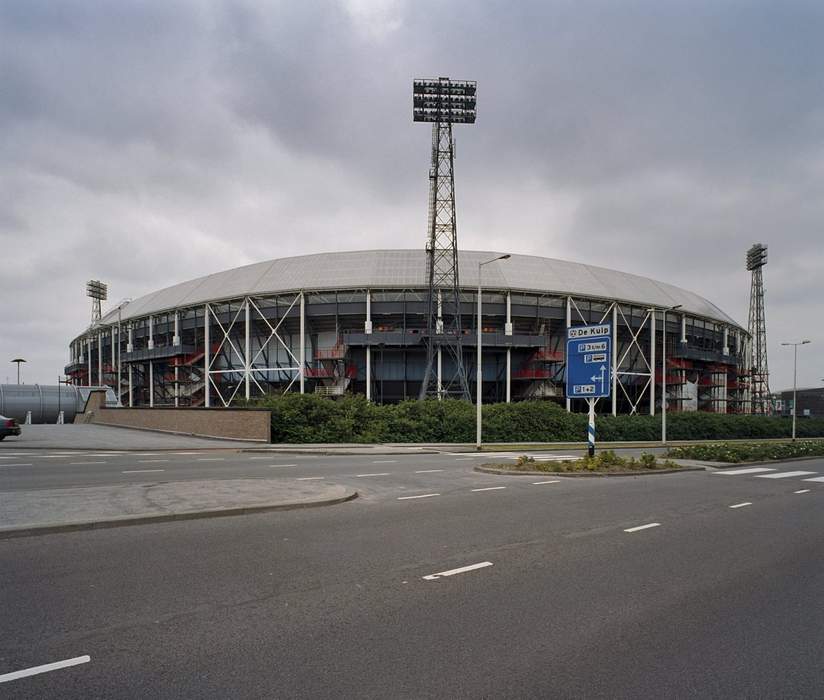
<box><xmin>248</xmin><ymin>456</ymin><xmax>276</xmax><ymax>460</ymax></box>
<box><xmin>423</xmin><ymin>561</ymin><xmax>494</xmax><ymax>580</ymax></box>
<box><xmin>471</xmin><ymin>486</ymin><xmax>506</xmax><ymax>492</ymax></box>
<box><xmin>532</xmin><ymin>480</ymin><xmax>561</xmax><ymax>485</ymax></box>
<box><xmin>296</xmin><ymin>476</ymin><xmax>325</xmax><ymax>480</ymax></box>
<box><xmin>802</xmin><ymin>476</ymin><xmax>824</xmax><ymax>483</ymax></box>
<box><xmin>729</xmin><ymin>502</ymin><xmax>752</xmax><ymax>509</ymax></box>
<box><xmin>757</xmin><ymin>471</ymin><xmax>817</xmax><ymax>479</ymax></box>
<box><xmin>454</xmin><ymin>458</ymin><xmax>476</xmax><ymax>461</ymax></box>
<box><xmin>415</xmin><ymin>469</ymin><xmax>444</xmax><ymax>473</ymax></box>
<box><xmin>68</xmin><ymin>461</ymin><xmax>107</xmax><ymax>465</ymax></box>
<box><xmin>138</xmin><ymin>459</ymin><xmax>169</xmax><ymax>463</ymax></box>
<box><xmin>356</xmin><ymin>472</ymin><xmax>392</xmax><ymax>477</ymax></box>
<box><xmin>172</xmin><ymin>452</ymin><xmax>201</xmax><ymax>455</ymax></box>
<box><xmin>397</xmin><ymin>493</ymin><xmax>440</xmax><ymax>500</ymax></box>
<box><xmin>795</xmin><ymin>489</ymin><xmax>811</xmax><ymax>494</ymax></box>
<box><xmin>197</xmin><ymin>458</ymin><xmax>225</xmax><ymax>461</ymax></box>
<box><xmin>372</xmin><ymin>460</ymin><xmax>397</xmax><ymax>464</ymax></box>
<box><xmin>267</xmin><ymin>464</ymin><xmax>297</xmax><ymax>468</ymax></box>
<box><xmin>715</xmin><ymin>467</ymin><xmax>776</xmax><ymax>475</ymax></box>
<box><xmin>0</xmin><ymin>463</ymin><xmax>33</xmax><ymax>467</ymax></box>
<box><xmin>624</xmin><ymin>523</ymin><xmax>661</xmax><ymax>533</ymax></box>
<box><xmin>122</xmin><ymin>469</ymin><xmax>166</xmax><ymax>474</ymax></box>
<box><xmin>0</xmin><ymin>655</ymin><xmax>90</xmax><ymax>683</ymax></box>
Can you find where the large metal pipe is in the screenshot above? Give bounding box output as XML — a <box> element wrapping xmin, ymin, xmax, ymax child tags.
<box><xmin>0</xmin><ymin>384</ymin><xmax>116</xmax><ymax>424</ymax></box>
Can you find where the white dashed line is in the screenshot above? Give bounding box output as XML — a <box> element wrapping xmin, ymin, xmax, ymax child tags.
<box><xmin>794</xmin><ymin>489</ymin><xmax>811</xmax><ymax>494</ymax></box>
<box><xmin>757</xmin><ymin>471</ymin><xmax>817</xmax><ymax>479</ymax></box>
<box><xmin>454</xmin><ymin>458</ymin><xmax>476</xmax><ymax>461</ymax></box>
<box><xmin>197</xmin><ymin>458</ymin><xmax>225</xmax><ymax>462</ymax></box>
<box><xmin>138</xmin><ymin>459</ymin><xmax>169</xmax><ymax>463</ymax></box>
<box><xmin>267</xmin><ymin>464</ymin><xmax>297</xmax><ymax>468</ymax></box>
<box><xmin>171</xmin><ymin>452</ymin><xmax>201</xmax><ymax>455</ymax></box>
<box><xmin>715</xmin><ymin>467</ymin><xmax>776</xmax><ymax>475</ymax></box>
<box><xmin>0</xmin><ymin>655</ymin><xmax>90</xmax><ymax>684</ymax></box>
<box><xmin>729</xmin><ymin>502</ymin><xmax>752</xmax><ymax>509</ymax></box>
<box><xmin>356</xmin><ymin>472</ymin><xmax>392</xmax><ymax>477</ymax></box>
<box><xmin>624</xmin><ymin>523</ymin><xmax>661</xmax><ymax>533</ymax></box>
<box><xmin>397</xmin><ymin>493</ymin><xmax>440</xmax><ymax>500</ymax></box>
<box><xmin>0</xmin><ymin>463</ymin><xmax>33</xmax><ymax>467</ymax></box>
<box><xmin>532</xmin><ymin>480</ymin><xmax>561</xmax><ymax>485</ymax></box>
<box><xmin>122</xmin><ymin>469</ymin><xmax>166</xmax><ymax>474</ymax></box>
<box><xmin>423</xmin><ymin>561</ymin><xmax>493</xmax><ymax>580</ymax></box>
<box><xmin>471</xmin><ymin>486</ymin><xmax>506</xmax><ymax>492</ymax></box>
<box><xmin>296</xmin><ymin>476</ymin><xmax>325</xmax><ymax>481</ymax></box>
<box><xmin>802</xmin><ymin>476</ymin><xmax>824</xmax><ymax>483</ymax></box>
<box><xmin>415</xmin><ymin>469</ymin><xmax>444</xmax><ymax>473</ymax></box>
<box><xmin>68</xmin><ymin>462</ymin><xmax>107</xmax><ymax>465</ymax></box>
<box><xmin>372</xmin><ymin>460</ymin><xmax>397</xmax><ymax>464</ymax></box>
<box><xmin>247</xmin><ymin>456</ymin><xmax>276</xmax><ymax>460</ymax></box>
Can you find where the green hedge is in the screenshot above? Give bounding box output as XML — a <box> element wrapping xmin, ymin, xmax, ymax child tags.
<box><xmin>668</xmin><ymin>441</ymin><xmax>824</xmax><ymax>463</ymax></box>
<box><xmin>250</xmin><ymin>393</ymin><xmax>824</xmax><ymax>444</ymax></box>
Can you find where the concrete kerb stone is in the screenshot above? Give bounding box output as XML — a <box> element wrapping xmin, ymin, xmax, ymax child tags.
<box><xmin>0</xmin><ymin>491</ymin><xmax>359</xmax><ymax>540</ymax></box>
<box><xmin>474</xmin><ymin>465</ymin><xmax>706</xmax><ymax>478</ymax></box>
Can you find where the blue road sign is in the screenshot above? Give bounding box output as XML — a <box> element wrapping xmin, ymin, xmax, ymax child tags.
<box><xmin>566</xmin><ymin>324</ymin><xmax>612</xmax><ymax>399</ymax></box>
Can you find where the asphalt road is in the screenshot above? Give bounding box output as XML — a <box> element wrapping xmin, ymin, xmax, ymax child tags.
<box><xmin>2</xmin><ymin>453</ymin><xmax>824</xmax><ymax>698</ymax></box>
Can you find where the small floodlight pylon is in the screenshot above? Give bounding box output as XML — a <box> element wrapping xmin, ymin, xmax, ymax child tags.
<box><xmin>746</xmin><ymin>244</ymin><xmax>770</xmax><ymax>413</ymax></box>
<box><xmin>413</xmin><ymin>76</ymin><xmax>476</xmax><ymax>401</ymax></box>
<box><xmin>86</xmin><ymin>279</ymin><xmax>108</xmax><ymax>324</ymax></box>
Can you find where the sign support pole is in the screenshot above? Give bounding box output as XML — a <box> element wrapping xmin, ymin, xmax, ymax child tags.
<box><xmin>587</xmin><ymin>398</ymin><xmax>596</xmax><ymax>457</ymax></box>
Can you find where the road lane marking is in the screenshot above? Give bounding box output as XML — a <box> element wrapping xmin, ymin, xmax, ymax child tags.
<box><xmin>296</xmin><ymin>476</ymin><xmax>325</xmax><ymax>480</ymax></box>
<box><xmin>415</xmin><ymin>469</ymin><xmax>444</xmax><ymax>473</ymax></box>
<box><xmin>171</xmin><ymin>452</ymin><xmax>201</xmax><ymax>455</ymax></box>
<box><xmin>534</xmin><ymin>455</ymin><xmax>578</xmax><ymax>461</ymax></box>
<box><xmin>729</xmin><ymin>502</ymin><xmax>752</xmax><ymax>509</ymax></box>
<box><xmin>423</xmin><ymin>561</ymin><xmax>493</xmax><ymax>580</ymax></box>
<box><xmin>715</xmin><ymin>467</ymin><xmax>776</xmax><ymax>475</ymax></box>
<box><xmin>356</xmin><ymin>472</ymin><xmax>392</xmax><ymax>477</ymax></box>
<box><xmin>795</xmin><ymin>489</ymin><xmax>811</xmax><ymax>494</ymax></box>
<box><xmin>138</xmin><ymin>459</ymin><xmax>169</xmax><ymax>463</ymax></box>
<box><xmin>454</xmin><ymin>458</ymin><xmax>476</xmax><ymax>461</ymax></box>
<box><xmin>129</xmin><ymin>453</ymin><xmax>162</xmax><ymax>457</ymax></box>
<box><xmin>471</xmin><ymin>486</ymin><xmax>506</xmax><ymax>492</ymax></box>
<box><xmin>802</xmin><ymin>476</ymin><xmax>824</xmax><ymax>482</ymax></box>
<box><xmin>0</xmin><ymin>655</ymin><xmax>90</xmax><ymax>683</ymax></box>
<box><xmin>532</xmin><ymin>480</ymin><xmax>561</xmax><ymax>485</ymax></box>
<box><xmin>397</xmin><ymin>493</ymin><xmax>440</xmax><ymax>500</ymax></box>
<box><xmin>197</xmin><ymin>458</ymin><xmax>225</xmax><ymax>462</ymax></box>
<box><xmin>122</xmin><ymin>469</ymin><xmax>166</xmax><ymax>474</ymax></box>
<box><xmin>268</xmin><ymin>464</ymin><xmax>297</xmax><ymax>468</ymax></box>
<box><xmin>372</xmin><ymin>460</ymin><xmax>397</xmax><ymax>464</ymax></box>
<box><xmin>69</xmin><ymin>461</ymin><xmax>107</xmax><ymax>465</ymax></box>
<box><xmin>624</xmin><ymin>523</ymin><xmax>661</xmax><ymax>533</ymax></box>
<box><xmin>0</xmin><ymin>463</ymin><xmax>33</xmax><ymax>467</ymax></box>
<box><xmin>248</xmin><ymin>456</ymin><xmax>276</xmax><ymax>460</ymax></box>
<box><xmin>757</xmin><ymin>471</ymin><xmax>817</xmax><ymax>479</ymax></box>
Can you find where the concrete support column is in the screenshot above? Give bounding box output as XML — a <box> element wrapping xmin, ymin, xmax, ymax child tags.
<box><xmin>612</xmin><ymin>304</ymin><xmax>618</xmax><ymax>416</ymax></box>
<box><xmin>565</xmin><ymin>296</ymin><xmax>572</xmax><ymax>412</ymax></box>
<box><xmin>173</xmin><ymin>312</ymin><xmax>180</xmax><ymax>346</ymax></box>
<box><xmin>128</xmin><ymin>365</ymin><xmax>133</xmax><ymax>407</ymax></box>
<box><xmin>149</xmin><ymin>361</ymin><xmax>154</xmax><ymax>407</ymax></box>
<box><xmin>204</xmin><ymin>304</ymin><xmax>211</xmax><ymax>408</ymax></box>
<box><xmin>111</xmin><ymin>329</ymin><xmax>116</xmax><ymax>392</ymax></box>
<box><xmin>174</xmin><ymin>366</ymin><xmax>179</xmax><ymax>408</ymax></box>
<box><xmin>244</xmin><ymin>298</ymin><xmax>251</xmax><ymax>401</ymax></box>
<box><xmin>97</xmin><ymin>332</ymin><xmax>103</xmax><ymax>386</ymax></box>
<box><xmin>649</xmin><ymin>310</ymin><xmax>656</xmax><ymax>415</ymax></box>
<box><xmin>87</xmin><ymin>337</ymin><xmax>92</xmax><ymax>386</ymax></box>
<box><xmin>127</xmin><ymin>325</ymin><xmax>134</xmax><ymax>353</ymax></box>
<box><xmin>148</xmin><ymin>316</ymin><xmax>154</xmax><ymax>350</ymax></box>
<box><xmin>680</xmin><ymin>315</ymin><xmax>687</xmax><ymax>344</ymax></box>
<box><xmin>299</xmin><ymin>292</ymin><xmax>305</xmax><ymax>394</ymax></box>
<box><xmin>722</xmin><ymin>327</ymin><xmax>729</xmax><ymax>356</ymax></box>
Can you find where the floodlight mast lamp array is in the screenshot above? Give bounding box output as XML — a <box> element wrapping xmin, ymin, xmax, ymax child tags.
<box><xmin>414</xmin><ymin>77</ymin><xmax>477</xmax><ymax>402</ymax></box>
<box><xmin>86</xmin><ymin>279</ymin><xmax>108</xmax><ymax>324</ymax></box>
<box><xmin>746</xmin><ymin>243</ymin><xmax>770</xmax><ymax>414</ymax></box>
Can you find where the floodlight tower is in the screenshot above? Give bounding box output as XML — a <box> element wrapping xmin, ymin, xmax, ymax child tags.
<box><xmin>746</xmin><ymin>244</ymin><xmax>770</xmax><ymax>413</ymax></box>
<box><xmin>86</xmin><ymin>279</ymin><xmax>108</xmax><ymax>324</ymax></box>
<box><xmin>413</xmin><ymin>77</ymin><xmax>476</xmax><ymax>401</ymax></box>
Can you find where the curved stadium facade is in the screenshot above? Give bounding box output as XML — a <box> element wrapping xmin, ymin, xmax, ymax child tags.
<box><xmin>66</xmin><ymin>250</ymin><xmax>750</xmax><ymax>414</ymax></box>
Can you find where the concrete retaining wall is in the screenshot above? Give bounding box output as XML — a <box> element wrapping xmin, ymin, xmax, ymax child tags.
<box><xmin>75</xmin><ymin>392</ymin><xmax>270</xmax><ymax>442</ymax></box>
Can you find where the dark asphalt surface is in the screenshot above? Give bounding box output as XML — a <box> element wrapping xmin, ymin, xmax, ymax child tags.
<box><xmin>1</xmin><ymin>452</ymin><xmax>823</xmax><ymax>698</ymax></box>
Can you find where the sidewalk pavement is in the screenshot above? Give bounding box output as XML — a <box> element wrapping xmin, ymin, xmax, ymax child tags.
<box><xmin>0</xmin><ymin>478</ymin><xmax>357</xmax><ymax>538</ymax></box>
<box><xmin>0</xmin><ymin>424</ymin><xmax>262</xmax><ymax>451</ymax></box>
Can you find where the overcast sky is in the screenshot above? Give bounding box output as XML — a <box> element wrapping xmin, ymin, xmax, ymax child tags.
<box><xmin>1</xmin><ymin>0</ymin><xmax>822</xmax><ymax>390</ymax></box>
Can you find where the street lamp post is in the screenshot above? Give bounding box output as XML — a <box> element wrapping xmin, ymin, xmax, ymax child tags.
<box><xmin>11</xmin><ymin>358</ymin><xmax>26</xmax><ymax>385</ymax></box>
<box><xmin>781</xmin><ymin>340</ymin><xmax>811</xmax><ymax>441</ymax></box>
<box><xmin>477</xmin><ymin>254</ymin><xmax>511</xmax><ymax>449</ymax></box>
<box><xmin>660</xmin><ymin>304</ymin><xmax>682</xmax><ymax>444</ymax></box>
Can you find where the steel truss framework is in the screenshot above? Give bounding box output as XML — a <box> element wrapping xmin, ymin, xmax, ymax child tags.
<box><xmin>68</xmin><ymin>287</ymin><xmax>748</xmax><ymax>415</ymax></box>
<box><xmin>747</xmin><ymin>244</ymin><xmax>770</xmax><ymax>414</ymax></box>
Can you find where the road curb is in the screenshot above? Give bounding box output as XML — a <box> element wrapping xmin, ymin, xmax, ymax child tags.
<box><xmin>474</xmin><ymin>465</ymin><xmax>705</xmax><ymax>478</ymax></box>
<box><xmin>241</xmin><ymin>449</ymin><xmax>442</xmax><ymax>456</ymax></box>
<box><xmin>703</xmin><ymin>454</ymin><xmax>824</xmax><ymax>469</ymax></box>
<box><xmin>0</xmin><ymin>491</ymin><xmax>359</xmax><ymax>540</ymax></box>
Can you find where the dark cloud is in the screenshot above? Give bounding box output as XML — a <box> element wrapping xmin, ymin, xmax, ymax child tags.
<box><xmin>0</xmin><ymin>0</ymin><xmax>821</xmax><ymax>390</ymax></box>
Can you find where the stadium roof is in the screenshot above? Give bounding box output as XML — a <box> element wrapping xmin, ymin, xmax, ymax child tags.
<box><xmin>99</xmin><ymin>250</ymin><xmax>741</xmax><ymax>328</ymax></box>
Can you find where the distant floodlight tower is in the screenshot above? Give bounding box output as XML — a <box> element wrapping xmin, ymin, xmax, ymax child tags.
<box><xmin>746</xmin><ymin>244</ymin><xmax>770</xmax><ymax>414</ymax></box>
<box><xmin>86</xmin><ymin>279</ymin><xmax>108</xmax><ymax>324</ymax></box>
<box><xmin>413</xmin><ymin>76</ymin><xmax>476</xmax><ymax>401</ymax></box>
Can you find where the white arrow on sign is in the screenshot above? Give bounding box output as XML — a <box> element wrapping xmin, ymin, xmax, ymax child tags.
<box><xmin>590</xmin><ymin>365</ymin><xmax>607</xmax><ymax>392</ymax></box>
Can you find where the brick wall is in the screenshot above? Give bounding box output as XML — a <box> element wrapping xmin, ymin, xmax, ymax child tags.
<box><xmin>75</xmin><ymin>392</ymin><xmax>270</xmax><ymax>442</ymax></box>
